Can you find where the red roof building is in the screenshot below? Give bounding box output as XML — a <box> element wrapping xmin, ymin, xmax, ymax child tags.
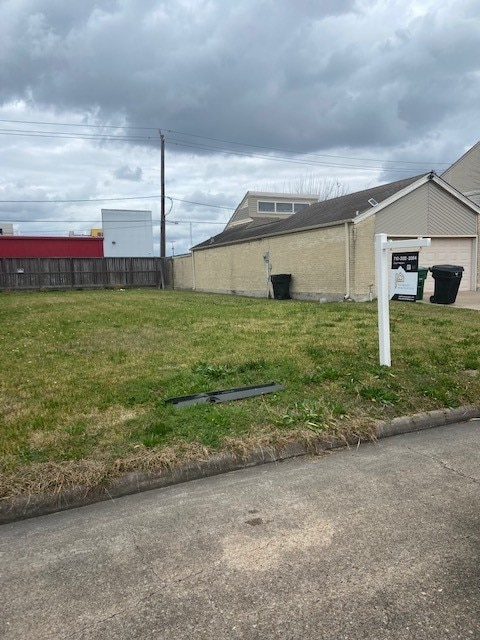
<box><xmin>0</xmin><ymin>236</ymin><xmax>104</xmax><ymax>258</ymax></box>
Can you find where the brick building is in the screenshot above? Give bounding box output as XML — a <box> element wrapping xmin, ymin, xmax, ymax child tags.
<box><xmin>173</xmin><ymin>170</ymin><xmax>480</xmax><ymax>301</ymax></box>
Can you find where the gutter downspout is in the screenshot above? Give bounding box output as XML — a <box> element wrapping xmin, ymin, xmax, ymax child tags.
<box><xmin>474</xmin><ymin>233</ymin><xmax>478</xmax><ymax>291</ymax></box>
<box><xmin>344</xmin><ymin>222</ymin><xmax>351</xmax><ymax>300</ymax></box>
<box><xmin>192</xmin><ymin>250</ymin><xmax>196</xmax><ymax>290</ymax></box>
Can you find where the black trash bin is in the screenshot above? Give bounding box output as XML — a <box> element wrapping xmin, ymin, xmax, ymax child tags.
<box><xmin>270</xmin><ymin>274</ymin><xmax>292</xmax><ymax>300</ymax></box>
<box><xmin>429</xmin><ymin>264</ymin><xmax>464</xmax><ymax>304</ymax></box>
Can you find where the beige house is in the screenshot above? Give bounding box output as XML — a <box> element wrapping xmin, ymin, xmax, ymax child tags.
<box><xmin>441</xmin><ymin>140</ymin><xmax>480</xmax><ymax>205</ymax></box>
<box><xmin>174</xmin><ymin>153</ymin><xmax>480</xmax><ymax>300</ymax></box>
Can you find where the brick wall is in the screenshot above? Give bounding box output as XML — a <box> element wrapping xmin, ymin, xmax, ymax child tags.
<box><xmin>351</xmin><ymin>217</ymin><xmax>376</xmax><ymax>300</ymax></box>
<box><xmin>173</xmin><ymin>221</ymin><xmax>378</xmax><ymax>301</ymax></box>
<box><xmin>477</xmin><ymin>219</ymin><xmax>480</xmax><ymax>290</ymax></box>
<box><xmin>173</xmin><ymin>254</ymin><xmax>194</xmax><ymax>290</ymax></box>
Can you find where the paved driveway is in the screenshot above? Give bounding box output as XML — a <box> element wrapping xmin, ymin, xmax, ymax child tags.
<box><xmin>452</xmin><ymin>291</ymin><xmax>480</xmax><ymax>310</ymax></box>
<box><xmin>420</xmin><ymin>290</ymin><xmax>480</xmax><ymax>310</ymax></box>
<box><xmin>1</xmin><ymin>421</ymin><xmax>479</xmax><ymax>640</ymax></box>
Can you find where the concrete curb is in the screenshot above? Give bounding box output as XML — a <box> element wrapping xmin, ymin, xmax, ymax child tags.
<box><xmin>1</xmin><ymin>404</ymin><xmax>480</xmax><ymax>526</ymax></box>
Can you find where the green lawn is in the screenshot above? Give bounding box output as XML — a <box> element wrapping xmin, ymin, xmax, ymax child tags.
<box><xmin>1</xmin><ymin>288</ymin><xmax>479</xmax><ymax>498</ymax></box>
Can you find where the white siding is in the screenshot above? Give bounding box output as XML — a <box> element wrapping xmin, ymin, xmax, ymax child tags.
<box><xmin>102</xmin><ymin>209</ymin><xmax>154</xmax><ymax>257</ymax></box>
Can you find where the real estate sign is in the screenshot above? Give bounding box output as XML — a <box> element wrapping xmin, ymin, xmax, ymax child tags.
<box><xmin>375</xmin><ymin>235</ymin><xmax>430</xmax><ymax>366</ymax></box>
<box><xmin>390</xmin><ymin>251</ymin><xmax>419</xmax><ymax>302</ymax></box>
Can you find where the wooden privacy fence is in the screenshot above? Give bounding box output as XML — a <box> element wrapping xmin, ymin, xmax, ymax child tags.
<box><xmin>0</xmin><ymin>257</ymin><xmax>173</xmax><ymax>291</ymax></box>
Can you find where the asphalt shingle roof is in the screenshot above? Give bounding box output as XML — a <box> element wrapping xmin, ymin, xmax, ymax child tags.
<box><xmin>194</xmin><ymin>174</ymin><xmax>424</xmax><ymax>250</ymax></box>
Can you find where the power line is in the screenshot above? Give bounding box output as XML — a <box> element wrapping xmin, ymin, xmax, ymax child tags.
<box><xmin>165</xmin><ymin>128</ymin><xmax>451</xmax><ymax>166</ymax></box>
<box><xmin>0</xmin><ymin>127</ymin><xmax>429</xmax><ymax>172</ymax></box>
<box><xmin>0</xmin><ymin>194</ymin><xmax>234</xmax><ymax>208</ymax></box>
<box><xmin>0</xmin><ymin>117</ymin><xmax>452</xmax><ymax>166</ymax></box>
<box><xmin>4</xmin><ymin>125</ymin><xmax>419</xmax><ymax>172</ymax></box>
<box><xmin>167</xmin><ymin>138</ymin><xmax>425</xmax><ymax>173</ymax></box>
<box><xmin>0</xmin><ymin>129</ymin><xmax>156</xmax><ymax>142</ymax></box>
<box><xmin>0</xmin><ymin>195</ymin><xmax>160</xmax><ymax>203</ymax></box>
<box><xmin>3</xmin><ymin>127</ymin><xmax>421</xmax><ymax>172</ymax></box>
<box><xmin>3</xmin><ymin>219</ymin><xmax>225</xmax><ymax>231</ymax></box>
<box><xmin>171</xmin><ymin>197</ymin><xmax>234</xmax><ymax>210</ymax></box>
<box><xmin>0</xmin><ymin>118</ymin><xmax>158</xmax><ymax>131</ymax></box>
<box><xmin>168</xmin><ymin>219</ymin><xmax>226</xmax><ymax>224</ymax></box>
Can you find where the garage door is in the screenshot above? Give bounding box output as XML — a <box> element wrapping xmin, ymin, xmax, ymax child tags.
<box><xmin>419</xmin><ymin>238</ymin><xmax>474</xmax><ymax>292</ymax></box>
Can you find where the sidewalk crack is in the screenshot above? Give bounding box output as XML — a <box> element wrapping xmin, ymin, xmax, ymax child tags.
<box><xmin>404</xmin><ymin>446</ymin><xmax>479</xmax><ymax>484</ymax></box>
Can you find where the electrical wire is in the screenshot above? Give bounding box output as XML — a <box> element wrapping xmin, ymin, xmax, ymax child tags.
<box><xmin>167</xmin><ymin>138</ymin><xmax>424</xmax><ymax>173</ymax></box>
<box><xmin>0</xmin><ymin>127</ymin><xmax>430</xmax><ymax>172</ymax></box>
<box><xmin>0</xmin><ymin>129</ymin><xmax>156</xmax><ymax>142</ymax></box>
<box><xmin>1</xmin><ymin>219</ymin><xmax>225</xmax><ymax>224</ymax></box>
<box><xmin>0</xmin><ymin>195</ymin><xmax>160</xmax><ymax>203</ymax></box>
<box><xmin>0</xmin><ymin>195</ymin><xmax>234</xmax><ymax>208</ymax></box>
<box><xmin>165</xmin><ymin>128</ymin><xmax>451</xmax><ymax>166</ymax></box>
<box><xmin>0</xmin><ymin>118</ymin><xmax>158</xmax><ymax>130</ymax></box>
<box><xmin>0</xmin><ymin>117</ymin><xmax>452</xmax><ymax>166</ymax></box>
<box><xmin>4</xmin><ymin>219</ymin><xmax>226</xmax><ymax>235</ymax></box>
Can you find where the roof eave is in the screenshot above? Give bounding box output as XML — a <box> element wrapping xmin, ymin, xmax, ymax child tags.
<box><xmin>192</xmin><ymin>218</ymin><xmax>354</xmax><ymax>251</ymax></box>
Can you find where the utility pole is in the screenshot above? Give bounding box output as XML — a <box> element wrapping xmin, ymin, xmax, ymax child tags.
<box><xmin>160</xmin><ymin>130</ymin><xmax>166</xmax><ymax>258</ymax></box>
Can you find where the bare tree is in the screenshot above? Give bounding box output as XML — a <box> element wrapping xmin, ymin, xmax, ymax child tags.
<box><xmin>257</xmin><ymin>174</ymin><xmax>349</xmax><ymax>201</ymax></box>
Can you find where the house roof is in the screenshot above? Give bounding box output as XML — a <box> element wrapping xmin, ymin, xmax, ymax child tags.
<box><xmin>193</xmin><ymin>174</ymin><xmax>423</xmax><ymax>250</ymax></box>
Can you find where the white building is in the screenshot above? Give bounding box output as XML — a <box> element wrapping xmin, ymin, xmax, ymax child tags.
<box><xmin>101</xmin><ymin>209</ymin><xmax>154</xmax><ymax>257</ymax></box>
<box><xmin>0</xmin><ymin>222</ymin><xmax>14</xmax><ymax>235</ymax></box>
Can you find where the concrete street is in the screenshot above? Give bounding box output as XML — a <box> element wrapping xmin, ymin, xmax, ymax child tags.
<box><xmin>1</xmin><ymin>421</ymin><xmax>479</xmax><ymax>640</ymax></box>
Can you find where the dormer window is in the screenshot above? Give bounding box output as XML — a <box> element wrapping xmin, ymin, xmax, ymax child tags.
<box><xmin>258</xmin><ymin>202</ymin><xmax>275</xmax><ymax>212</ymax></box>
<box><xmin>257</xmin><ymin>201</ymin><xmax>309</xmax><ymax>214</ymax></box>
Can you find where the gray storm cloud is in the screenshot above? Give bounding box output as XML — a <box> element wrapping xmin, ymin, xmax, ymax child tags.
<box><xmin>1</xmin><ymin>0</ymin><xmax>480</xmax><ymax>255</ymax></box>
<box><xmin>1</xmin><ymin>0</ymin><xmax>479</xmax><ymax>155</ymax></box>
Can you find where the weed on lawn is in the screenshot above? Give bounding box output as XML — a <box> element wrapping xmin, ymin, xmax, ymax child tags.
<box><xmin>0</xmin><ymin>288</ymin><xmax>479</xmax><ymax>498</ymax></box>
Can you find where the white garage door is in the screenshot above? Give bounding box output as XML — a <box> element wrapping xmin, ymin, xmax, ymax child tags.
<box><xmin>419</xmin><ymin>238</ymin><xmax>474</xmax><ymax>292</ymax></box>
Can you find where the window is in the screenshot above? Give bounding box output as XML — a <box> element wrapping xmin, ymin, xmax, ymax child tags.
<box><xmin>258</xmin><ymin>201</ymin><xmax>311</xmax><ymax>214</ymax></box>
<box><xmin>294</xmin><ymin>203</ymin><xmax>308</xmax><ymax>213</ymax></box>
<box><xmin>258</xmin><ymin>201</ymin><xmax>275</xmax><ymax>212</ymax></box>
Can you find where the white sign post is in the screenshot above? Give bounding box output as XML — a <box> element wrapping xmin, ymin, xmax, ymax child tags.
<box><xmin>375</xmin><ymin>234</ymin><xmax>431</xmax><ymax>367</ymax></box>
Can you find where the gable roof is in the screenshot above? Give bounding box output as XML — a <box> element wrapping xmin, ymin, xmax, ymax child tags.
<box><xmin>193</xmin><ymin>174</ymin><xmax>423</xmax><ymax>250</ymax></box>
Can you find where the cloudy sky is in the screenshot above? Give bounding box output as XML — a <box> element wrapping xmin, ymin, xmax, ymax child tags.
<box><xmin>0</xmin><ymin>0</ymin><xmax>479</xmax><ymax>255</ymax></box>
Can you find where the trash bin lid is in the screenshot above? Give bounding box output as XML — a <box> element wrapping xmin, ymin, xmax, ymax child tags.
<box><xmin>270</xmin><ymin>273</ymin><xmax>292</xmax><ymax>280</ymax></box>
<box><xmin>430</xmin><ymin>264</ymin><xmax>464</xmax><ymax>273</ymax></box>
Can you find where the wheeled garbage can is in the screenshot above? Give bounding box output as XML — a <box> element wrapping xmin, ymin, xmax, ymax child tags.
<box><xmin>429</xmin><ymin>265</ymin><xmax>464</xmax><ymax>304</ymax></box>
<box><xmin>270</xmin><ymin>274</ymin><xmax>292</xmax><ymax>300</ymax></box>
<box><xmin>416</xmin><ymin>267</ymin><xmax>428</xmax><ymax>301</ymax></box>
